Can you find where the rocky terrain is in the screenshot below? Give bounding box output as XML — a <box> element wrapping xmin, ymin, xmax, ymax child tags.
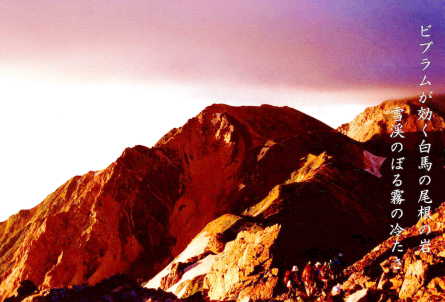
<box><xmin>338</xmin><ymin>96</ymin><xmax>445</xmax><ymax>156</ymax></box>
<box><xmin>341</xmin><ymin>202</ymin><xmax>445</xmax><ymax>302</ymax></box>
<box><xmin>1</xmin><ymin>96</ymin><xmax>444</xmax><ymax>302</ymax></box>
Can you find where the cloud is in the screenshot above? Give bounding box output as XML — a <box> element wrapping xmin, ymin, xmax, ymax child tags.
<box><xmin>0</xmin><ymin>0</ymin><xmax>443</xmax><ymax>91</ymax></box>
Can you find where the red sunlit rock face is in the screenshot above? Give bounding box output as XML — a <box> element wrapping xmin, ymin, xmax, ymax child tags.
<box><xmin>0</xmin><ymin>104</ymin><xmax>343</xmax><ymax>299</ymax></box>
<box><xmin>1</xmin><ymin>99</ymin><xmax>444</xmax><ymax>301</ymax></box>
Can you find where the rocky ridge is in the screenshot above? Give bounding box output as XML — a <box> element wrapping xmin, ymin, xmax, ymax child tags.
<box><xmin>2</xmin><ymin>97</ymin><xmax>445</xmax><ymax>302</ymax></box>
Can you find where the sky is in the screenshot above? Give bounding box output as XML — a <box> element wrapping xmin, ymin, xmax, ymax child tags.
<box><xmin>0</xmin><ymin>1</ymin><xmax>444</xmax><ymax>221</ymax></box>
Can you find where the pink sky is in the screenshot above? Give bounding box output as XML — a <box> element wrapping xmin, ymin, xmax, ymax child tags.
<box><xmin>0</xmin><ymin>1</ymin><xmax>443</xmax><ymax>220</ymax></box>
<box><xmin>1</xmin><ymin>0</ymin><xmax>443</xmax><ymax>92</ymax></box>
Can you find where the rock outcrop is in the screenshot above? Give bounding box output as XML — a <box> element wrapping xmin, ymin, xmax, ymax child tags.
<box><xmin>338</xmin><ymin>95</ymin><xmax>445</xmax><ymax>155</ymax></box>
<box><xmin>342</xmin><ymin>202</ymin><xmax>445</xmax><ymax>302</ymax></box>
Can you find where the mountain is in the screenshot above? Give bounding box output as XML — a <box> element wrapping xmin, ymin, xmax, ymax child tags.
<box><xmin>335</xmin><ymin>96</ymin><xmax>445</xmax><ymax>302</ymax></box>
<box><xmin>0</xmin><ymin>104</ymin><xmax>374</xmax><ymax>299</ymax></box>
<box><xmin>1</xmin><ymin>97</ymin><xmax>444</xmax><ymax>302</ymax></box>
<box><xmin>338</xmin><ymin>95</ymin><xmax>445</xmax><ymax>155</ymax></box>
<box><xmin>142</xmin><ymin>97</ymin><xmax>445</xmax><ymax>302</ymax></box>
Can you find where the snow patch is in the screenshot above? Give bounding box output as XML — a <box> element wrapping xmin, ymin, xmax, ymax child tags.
<box><xmin>144</xmin><ymin>232</ymin><xmax>210</xmax><ymax>289</ymax></box>
<box><xmin>169</xmin><ymin>254</ymin><xmax>217</xmax><ymax>297</ymax></box>
<box><xmin>213</xmin><ymin>114</ymin><xmax>234</xmax><ymax>144</ymax></box>
<box><xmin>256</xmin><ymin>140</ymin><xmax>276</xmax><ymax>162</ymax></box>
<box><xmin>176</xmin><ymin>232</ymin><xmax>210</xmax><ymax>263</ymax></box>
<box><xmin>144</xmin><ymin>261</ymin><xmax>172</xmax><ymax>289</ymax></box>
<box><xmin>94</xmin><ymin>169</ymin><xmax>104</xmax><ymax>177</ymax></box>
<box><xmin>363</xmin><ymin>150</ymin><xmax>386</xmax><ymax>178</ymax></box>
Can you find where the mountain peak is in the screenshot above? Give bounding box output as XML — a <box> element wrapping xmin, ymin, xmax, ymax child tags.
<box><xmin>0</xmin><ymin>103</ymin><xmax>340</xmax><ymax>300</ymax></box>
<box><xmin>338</xmin><ymin>95</ymin><xmax>445</xmax><ymax>144</ymax></box>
